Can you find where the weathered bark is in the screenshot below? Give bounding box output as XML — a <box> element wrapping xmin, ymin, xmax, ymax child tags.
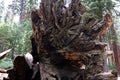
<box><xmin>111</xmin><ymin>24</ymin><xmax>120</xmax><ymax>74</ymax></box>
<box><xmin>5</xmin><ymin>0</ymin><xmax>114</xmax><ymax>80</ymax></box>
<box><xmin>4</xmin><ymin>54</ymin><xmax>40</xmax><ymax>80</ymax></box>
<box><xmin>0</xmin><ymin>69</ymin><xmax>7</xmax><ymax>73</ymax></box>
<box><xmin>20</xmin><ymin>0</ymin><xmax>25</xmax><ymax>21</ymax></box>
<box><xmin>28</xmin><ymin>0</ymin><xmax>113</xmax><ymax>80</ymax></box>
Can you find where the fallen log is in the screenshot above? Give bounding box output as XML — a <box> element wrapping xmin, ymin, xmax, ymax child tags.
<box><xmin>0</xmin><ymin>69</ymin><xmax>7</xmax><ymax>73</ymax></box>
<box><xmin>5</xmin><ymin>0</ymin><xmax>115</xmax><ymax>80</ymax></box>
<box><xmin>0</xmin><ymin>49</ymin><xmax>11</xmax><ymax>60</ymax></box>
<box><xmin>4</xmin><ymin>53</ymin><xmax>40</xmax><ymax>80</ymax></box>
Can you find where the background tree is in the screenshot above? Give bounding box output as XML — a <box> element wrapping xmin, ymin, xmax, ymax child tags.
<box><xmin>0</xmin><ymin>0</ymin><xmax>38</xmax><ymax>68</ymax></box>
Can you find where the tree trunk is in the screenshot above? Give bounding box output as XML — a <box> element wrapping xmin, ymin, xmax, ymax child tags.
<box><xmin>5</xmin><ymin>0</ymin><xmax>115</xmax><ymax>80</ymax></box>
<box><xmin>20</xmin><ymin>0</ymin><xmax>25</xmax><ymax>21</ymax></box>
<box><xmin>29</xmin><ymin>0</ymin><xmax>113</xmax><ymax>80</ymax></box>
<box><xmin>111</xmin><ymin>24</ymin><xmax>120</xmax><ymax>74</ymax></box>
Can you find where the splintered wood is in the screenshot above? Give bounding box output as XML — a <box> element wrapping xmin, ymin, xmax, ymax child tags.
<box><xmin>4</xmin><ymin>0</ymin><xmax>114</xmax><ymax>80</ymax></box>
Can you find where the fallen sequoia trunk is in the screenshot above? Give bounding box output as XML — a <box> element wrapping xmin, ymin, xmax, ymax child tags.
<box><xmin>3</xmin><ymin>0</ymin><xmax>115</xmax><ymax>80</ymax></box>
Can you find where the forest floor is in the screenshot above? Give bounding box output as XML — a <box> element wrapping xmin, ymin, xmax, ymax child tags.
<box><xmin>0</xmin><ymin>71</ymin><xmax>117</xmax><ymax>80</ymax></box>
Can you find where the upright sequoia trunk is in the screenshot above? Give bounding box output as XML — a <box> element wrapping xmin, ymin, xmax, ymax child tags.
<box><xmin>4</xmin><ymin>0</ymin><xmax>115</xmax><ymax>80</ymax></box>
<box><xmin>111</xmin><ymin>24</ymin><xmax>120</xmax><ymax>74</ymax></box>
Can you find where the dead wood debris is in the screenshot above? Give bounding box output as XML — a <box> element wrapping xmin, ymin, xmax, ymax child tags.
<box><xmin>3</xmin><ymin>0</ymin><xmax>115</xmax><ymax>80</ymax></box>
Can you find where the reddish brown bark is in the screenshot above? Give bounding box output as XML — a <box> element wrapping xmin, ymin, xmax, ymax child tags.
<box><xmin>111</xmin><ymin>24</ymin><xmax>120</xmax><ymax>74</ymax></box>
<box><xmin>4</xmin><ymin>0</ymin><xmax>116</xmax><ymax>80</ymax></box>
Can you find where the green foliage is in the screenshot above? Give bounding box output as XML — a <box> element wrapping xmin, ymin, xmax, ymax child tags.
<box><xmin>83</xmin><ymin>0</ymin><xmax>114</xmax><ymax>19</ymax></box>
<box><xmin>0</xmin><ymin>0</ymin><xmax>39</xmax><ymax>61</ymax></box>
<box><xmin>0</xmin><ymin>18</ymin><xmax>32</xmax><ymax>57</ymax></box>
<box><xmin>12</xmin><ymin>19</ymin><xmax>32</xmax><ymax>54</ymax></box>
<box><xmin>0</xmin><ymin>0</ymin><xmax>35</xmax><ymax>68</ymax></box>
<box><xmin>0</xmin><ymin>58</ymin><xmax>13</xmax><ymax>69</ymax></box>
<box><xmin>0</xmin><ymin>0</ymin><xmax>4</xmax><ymax>16</ymax></box>
<box><xmin>108</xmin><ymin>63</ymin><xmax>116</xmax><ymax>70</ymax></box>
<box><xmin>0</xmin><ymin>23</ymin><xmax>11</xmax><ymax>52</ymax></box>
<box><xmin>10</xmin><ymin>0</ymin><xmax>38</xmax><ymax>15</ymax></box>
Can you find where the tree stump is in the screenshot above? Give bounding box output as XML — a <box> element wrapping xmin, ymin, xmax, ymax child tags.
<box><xmin>5</xmin><ymin>0</ymin><xmax>113</xmax><ymax>80</ymax></box>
